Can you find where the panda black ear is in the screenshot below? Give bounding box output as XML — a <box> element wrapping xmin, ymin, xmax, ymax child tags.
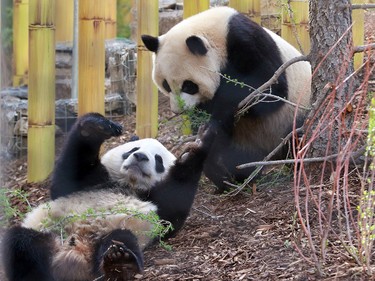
<box><xmin>141</xmin><ymin>34</ymin><xmax>159</xmax><ymax>53</ymax></box>
<box><xmin>186</xmin><ymin>36</ymin><xmax>208</xmax><ymax>56</ymax></box>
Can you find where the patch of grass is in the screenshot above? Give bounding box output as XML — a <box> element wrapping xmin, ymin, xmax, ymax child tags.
<box><xmin>0</xmin><ymin>188</ymin><xmax>32</xmax><ymax>226</ymax></box>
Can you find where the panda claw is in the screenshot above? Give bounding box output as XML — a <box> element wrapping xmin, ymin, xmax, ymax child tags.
<box><xmin>102</xmin><ymin>241</ymin><xmax>142</xmax><ymax>280</ymax></box>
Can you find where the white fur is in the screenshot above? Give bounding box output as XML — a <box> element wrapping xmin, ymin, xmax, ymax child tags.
<box><xmin>152</xmin><ymin>7</ymin><xmax>235</xmax><ymax>113</ymax></box>
<box><xmin>101</xmin><ymin>138</ymin><xmax>176</xmax><ymax>192</ymax></box>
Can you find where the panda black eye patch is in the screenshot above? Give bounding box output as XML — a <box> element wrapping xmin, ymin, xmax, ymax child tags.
<box><xmin>162</xmin><ymin>79</ymin><xmax>172</xmax><ymax>93</ymax></box>
<box><xmin>154</xmin><ymin>154</ymin><xmax>165</xmax><ymax>173</ymax></box>
<box><xmin>181</xmin><ymin>80</ymin><xmax>199</xmax><ymax>95</ymax></box>
<box><xmin>122</xmin><ymin>147</ymin><xmax>140</xmax><ymax>160</ymax></box>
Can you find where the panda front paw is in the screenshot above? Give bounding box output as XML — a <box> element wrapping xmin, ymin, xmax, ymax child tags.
<box><xmin>102</xmin><ymin>240</ymin><xmax>143</xmax><ymax>280</ymax></box>
<box><xmin>179</xmin><ymin>142</ymin><xmax>200</xmax><ymax>163</ymax></box>
<box><xmin>78</xmin><ymin>113</ymin><xmax>123</xmax><ymax>139</ymax></box>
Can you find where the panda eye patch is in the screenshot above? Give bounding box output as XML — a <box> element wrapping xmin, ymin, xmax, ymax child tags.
<box><xmin>154</xmin><ymin>154</ymin><xmax>165</xmax><ymax>173</ymax></box>
<box><xmin>162</xmin><ymin>79</ymin><xmax>172</xmax><ymax>93</ymax></box>
<box><xmin>122</xmin><ymin>147</ymin><xmax>140</xmax><ymax>160</ymax></box>
<box><xmin>181</xmin><ymin>80</ymin><xmax>199</xmax><ymax>95</ymax></box>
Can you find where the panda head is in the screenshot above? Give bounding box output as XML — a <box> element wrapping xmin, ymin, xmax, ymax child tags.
<box><xmin>101</xmin><ymin>138</ymin><xmax>176</xmax><ymax>192</ymax></box>
<box><xmin>141</xmin><ymin>7</ymin><xmax>237</xmax><ymax>113</ymax></box>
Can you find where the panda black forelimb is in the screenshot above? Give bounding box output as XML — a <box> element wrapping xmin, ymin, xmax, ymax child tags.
<box><xmin>51</xmin><ymin>113</ymin><xmax>123</xmax><ymax>200</ymax></box>
<box><xmin>149</xmin><ymin>124</ymin><xmax>216</xmax><ymax>236</ymax></box>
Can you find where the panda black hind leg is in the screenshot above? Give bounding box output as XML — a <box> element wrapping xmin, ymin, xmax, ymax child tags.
<box><xmin>94</xmin><ymin>229</ymin><xmax>144</xmax><ymax>281</ymax></box>
<box><xmin>51</xmin><ymin>112</ymin><xmax>123</xmax><ymax>200</ymax></box>
<box><xmin>2</xmin><ymin>226</ymin><xmax>56</xmax><ymax>281</ymax></box>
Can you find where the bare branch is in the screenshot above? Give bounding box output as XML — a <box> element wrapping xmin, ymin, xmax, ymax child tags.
<box><xmin>237</xmin><ymin>145</ymin><xmax>366</xmax><ymax>169</ymax></box>
<box><xmin>353</xmin><ymin>43</ymin><xmax>375</xmax><ymax>54</ymax></box>
<box><xmin>352</xmin><ymin>4</ymin><xmax>375</xmax><ymax>9</ymax></box>
<box><xmin>237</xmin><ymin>55</ymin><xmax>310</xmax><ymax>111</ymax></box>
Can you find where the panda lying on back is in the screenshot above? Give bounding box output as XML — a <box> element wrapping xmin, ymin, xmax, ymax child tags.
<box><xmin>142</xmin><ymin>6</ymin><xmax>311</xmax><ymax>192</ymax></box>
<box><xmin>2</xmin><ymin>113</ymin><xmax>214</xmax><ymax>281</ymax></box>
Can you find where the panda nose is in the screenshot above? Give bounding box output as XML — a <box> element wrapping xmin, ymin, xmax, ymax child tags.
<box><xmin>133</xmin><ymin>152</ymin><xmax>149</xmax><ymax>162</ymax></box>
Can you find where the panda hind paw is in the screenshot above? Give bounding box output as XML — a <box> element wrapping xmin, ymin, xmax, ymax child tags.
<box><xmin>102</xmin><ymin>241</ymin><xmax>142</xmax><ymax>280</ymax></box>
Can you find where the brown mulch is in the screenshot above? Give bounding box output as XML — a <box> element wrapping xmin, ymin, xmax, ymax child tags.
<box><xmin>1</xmin><ymin>10</ymin><xmax>374</xmax><ymax>281</ymax></box>
<box><xmin>0</xmin><ymin>95</ymin><xmax>369</xmax><ymax>281</ymax></box>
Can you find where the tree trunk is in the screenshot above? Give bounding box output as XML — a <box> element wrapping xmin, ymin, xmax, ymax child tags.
<box><xmin>305</xmin><ymin>0</ymin><xmax>355</xmax><ymax>159</ymax></box>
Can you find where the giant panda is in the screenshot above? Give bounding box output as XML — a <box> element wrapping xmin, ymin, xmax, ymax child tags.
<box><xmin>141</xmin><ymin>6</ymin><xmax>312</xmax><ymax>192</ymax></box>
<box><xmin>2</xmin><ymin>112</ymin><xmax>214</xmax><ymax>281</ymax></box>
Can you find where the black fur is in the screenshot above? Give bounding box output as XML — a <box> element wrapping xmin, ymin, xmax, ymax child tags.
<box><xmin>141</xmin><ymin>35</ymin><xmax>159</xmax><ymax>53</ymax></box>
<box><xmin>186</xmin><ymin>36</ymin><xmax>208</xmax><ymax>56</ymax></box>
<box><xmin>94</xmin><ymin>229</ymin><xmax>144</xmax><ymax>277</ymax></box>
<box><xmin>2</xmin><ymin>226</ymin><xmax>56</xmax><ymax>281</ymax></box>
<box><xmin>195</xmin><ymin>13</ymin><xmax>292</xmax><ymax>192</ymax></box>
<box><xmin>50</xmin><ymin>112</ymin><xmax>123</xmax><ymax>200</ymax></box>
<box><xmin>3</xmin><ymin>113</ymin><xmax>214</xmax><ymax>281</ymax></box>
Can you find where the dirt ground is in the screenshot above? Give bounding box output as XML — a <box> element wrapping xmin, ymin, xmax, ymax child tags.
<box><xmin>0</xmin><ymin>10</ymin><xmax>374</xmax><ymax>281</ymax></box>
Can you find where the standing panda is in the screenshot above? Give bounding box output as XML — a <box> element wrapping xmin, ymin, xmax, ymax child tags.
<box><xmin>2</xmin><ymin>113</ymin><xmax>214</xmax><ymax>281</ymax></box>
<box><xmin>141</xmin><ymin>6</ymin><xmax>311</xmax><ymax>192</ymax></box>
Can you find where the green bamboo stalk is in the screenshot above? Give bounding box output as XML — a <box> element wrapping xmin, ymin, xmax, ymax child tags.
<box><xmin>136</xmin><ymin>0</ymin><xmax>158</xmax><ymax>138</ymax></box>
<box><xmin>28</xmin><ymin>0</ymin><xmax>55</xmax><ymax>182</ymax></box>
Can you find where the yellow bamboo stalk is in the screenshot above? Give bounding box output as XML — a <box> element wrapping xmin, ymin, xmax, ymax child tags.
<box><xmin>352</xmin><ymin>0</ymin><xmax>364</xmax><ymax>70</ymax></box>
<box><xmin>136</xmin><ymin>0</ymin><xmax>158</xmax><ymax>138</ymax></box>
<box><xmin>281</xmin><ymin>0</ymin><xmax>310</xmax><ymax>54</ymax></box>
<box><xmin>229</xmin><ymin>0</ymin><xmax>261</xmax><ymax>24</ymax></box>
<box><xmin>183</xmin><ymin>0</ymin><xmax>209</xmax><ymax>19</ymax></box>
<box><xmin>28</xmin><ymin>0</ymin><xmax>55</xmax><ymax>182</ymax></box>
<box><xmin>105</xmin><ymin>0</ymin><xmax>117</xmax><ymax>39</ymax></box>
<box><xmin>78</xmin><ymin>0</ymin><xmax>106</xmax><ymax>115</ymax></box>
<box><xmin>13</xmin><ymin>0</ymin><xmax>29</xmax><ymax>86</ymax></box>
<box><xmin>55</xmin><ymin>0</ymin><xmax>73</xmax><ymax>42</ymax></box>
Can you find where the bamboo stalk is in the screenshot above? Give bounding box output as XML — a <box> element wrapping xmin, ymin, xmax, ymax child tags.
<box><xmin>229</xmin><ymin>0</ymin><xmax>261</xmax><ymax>24</ymax></box>
<box><xmin>352</xmin><ymin>0</ymin><xmax>364</xmax><ymax>70</ymax></box>
<box><xmin>55</xmin><ymin>0</ymin><xmax>73</xmax><ymax>42</ymax></box>
<box><xmin>281</xmin><ymin>0</ymin><xmax>310</xmax><ymax>54</ymax></box>
<box><xmin>78</xmin><ymin>0</ymin><xmax>106</xmax><ymax>115</ymax></box>
<box><xmin>105</xmin><ymin>0</ymin><xmax>117</xmax><ymax>39</ymax></box>
<box><xmin>183</xmin><ymin>0</ymin><xmax>209</xmax><ymax>19</ymax></box>
<box><xmin>28</xmin><ymin>0</ymin><xmax>55</xmax><ymax>182</ymax></box>
<box><xmin>136</xmin><ymin>0</ymin><xmax>159</xmax><ymax>138</ymax></box>
<box><xmin>13</xmin><ymin>0</ymin><xmax>29</xmax><ymax>86</ymax></box>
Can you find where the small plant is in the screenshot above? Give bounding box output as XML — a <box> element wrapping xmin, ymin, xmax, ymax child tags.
<box><xmin>0</xmin><ymin>188</ymin><xmax>32</xmax><ymax>226</ymax></box>
<box><xmin>175</xmin><ymin>94</ymin><xmax>211</xmax><ymax>133</ymax></box>
<box><xmin>358</xmin><ymin>96</ymin><xmax>375</xmax><ymax>273</ymax></box>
